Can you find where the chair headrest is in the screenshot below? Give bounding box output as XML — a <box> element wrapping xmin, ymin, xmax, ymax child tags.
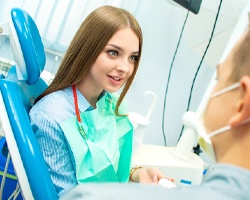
<box><xmin>9</xmin><ymin>8</ymin><xmax>46</xmax><ymax>85</ymax></box>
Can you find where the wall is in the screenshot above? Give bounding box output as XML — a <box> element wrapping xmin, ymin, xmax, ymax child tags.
<box><xmin>0</xmin><ymin>0</ymin><xmax>247</xmax><ymax>148</ymax></box>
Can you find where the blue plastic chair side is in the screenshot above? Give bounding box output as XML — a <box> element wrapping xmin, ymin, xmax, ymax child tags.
<box><xmin>5</xmin><ymin>65</ymin><xmax>48</xmax><ymax>112</ymax></box>
<box><xmin>0</xmin><ymin>80</ymin><xmax>58</xmax><ymax>200</ymax></box>
<box><xmin>11</xmin><ymin>8</ymin><xmax>46</xmax><ymax>85</ymax></box>
<box><xmin>19</xmin><ymin>77</ymin><xmax>48</xmax><ymax>112</ymax></box>
<box><xmin>0</xmin><ymin>137</ymin><xmax>15</xmax><ymax>174</ymax></box>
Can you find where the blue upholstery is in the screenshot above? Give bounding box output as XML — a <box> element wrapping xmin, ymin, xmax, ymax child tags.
<box><xmin>0</xmin><ymin>8</ymin><xmax>58</xmax><ymax>199</ymax></box>
<box><xmin>11</xmin><ymin>8</ymin><xmax>46</xmax><ymax>85</ymax></box>
<box><xmin>6</xmin><ymin>66</ymin><xmax>48</xmax><ymax>112</ymax></box>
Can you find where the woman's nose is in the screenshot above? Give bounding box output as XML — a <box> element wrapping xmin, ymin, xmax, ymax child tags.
<box><xmin>116</xmin><ymin>59</ymin><xmax>129</xmax><ymax>73</ymax></box>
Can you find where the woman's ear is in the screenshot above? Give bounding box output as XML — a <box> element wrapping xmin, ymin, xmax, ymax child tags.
<box><xmin>229</xmin><ymin>76</ymin><xmax>250</xmax><ymax>127</ymax></box>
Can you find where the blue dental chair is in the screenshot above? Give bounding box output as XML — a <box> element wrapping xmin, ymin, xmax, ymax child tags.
<box><xmin>0</xmin><ymin>8</ymin><xmax>58</xmax><ymax>199</ymax></box>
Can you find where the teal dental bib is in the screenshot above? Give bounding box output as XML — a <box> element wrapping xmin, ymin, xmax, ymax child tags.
<box><xmin>60</xmin><ymin>92</ymin><xmax>133</xmax><ymax>183</ymax></box>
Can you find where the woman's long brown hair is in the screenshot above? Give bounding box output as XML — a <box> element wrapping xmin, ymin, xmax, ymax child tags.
<box><xmin>36</xmin><ymin>5</ymin><xmax>143</xmax><ymax>116</ymax></box>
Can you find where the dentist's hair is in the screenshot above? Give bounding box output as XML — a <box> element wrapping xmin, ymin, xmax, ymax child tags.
<box><xmin>36</xmin><ymin>5</ymin><xmax>143</xmax><ymax>115</ymax></box>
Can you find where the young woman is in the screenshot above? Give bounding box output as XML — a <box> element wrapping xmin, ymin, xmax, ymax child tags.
<box><xmin>30</xmin><ymin>5</ymin><xmax>165</xmax><ymax>198</ymax></box>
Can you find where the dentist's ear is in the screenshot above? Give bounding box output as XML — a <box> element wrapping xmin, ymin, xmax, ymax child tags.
<box><xmin>229</xmin><ymin>76</ymin><xmax>250</xmax><ymax>127</ymax></box>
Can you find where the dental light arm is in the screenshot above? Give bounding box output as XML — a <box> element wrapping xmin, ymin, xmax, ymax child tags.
<box><xmin>175</xmin><ymin>111</ymin><xmax>198</xmax><ymax>155</ymax></box>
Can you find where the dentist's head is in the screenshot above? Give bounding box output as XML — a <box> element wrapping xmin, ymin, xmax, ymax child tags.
<box><xmin>194</xmin><ymin>14</ymin><xmax>250</xmax><ymax>166</ymax></box>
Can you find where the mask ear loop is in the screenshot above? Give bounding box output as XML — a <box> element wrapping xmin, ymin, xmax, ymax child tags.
<box><xmin>210</xmin><ymin>82</ymin><xmax>241</xmax><ymax>98</ymax></box>
<box><xmin>72</xmin><ymin>85</ymin><xmax>88</xmax><ymax>140</ymax></box>
<box><xmin>207</xmin><ymin>125</ymin><xmax>231</xmax><ymax>138</ymax></box>
<box><xmin>207</xmin><ymin>117</ymin><xmax>250</xmax><ymax>139</ymax></box>
<box><xmin>206</xmin><ymin>82</ymin><xmax>241</xmax><ymax>138</ymax></box>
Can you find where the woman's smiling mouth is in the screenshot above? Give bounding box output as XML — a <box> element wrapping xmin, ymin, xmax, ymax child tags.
<box><xmin>108</xmin><ymin>75</ymin><xmax>123</xmax><ymax>85</ymax></box>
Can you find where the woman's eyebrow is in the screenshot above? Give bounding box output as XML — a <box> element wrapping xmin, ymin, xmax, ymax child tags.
<box><xmin>106</xmin><ymin>44</ymin><xmax>139</xmax><ymax>54</ymax></box>
<box><xmin>131</xmin><ymin>51</ymin><xmax>140</xmax><ymax>55</ymax></box>
<box><xmin>107</xmin><ymin>44</ymin><xmax>122</xmax><ymax>51</ymax></box>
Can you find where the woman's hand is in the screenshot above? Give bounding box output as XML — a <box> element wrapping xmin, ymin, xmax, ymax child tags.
<box><xmin>130</xmin><ymin>167</ymin><xmax>173</xmax><ymax>184</ymax></box>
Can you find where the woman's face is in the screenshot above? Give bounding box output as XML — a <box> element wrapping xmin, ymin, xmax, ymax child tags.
<box><xmin>84</xmin><ymin>27</ymin><xmax>139</xmax><ymax>95</ymax></box>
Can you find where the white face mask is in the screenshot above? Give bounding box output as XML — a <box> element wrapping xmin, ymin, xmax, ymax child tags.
<box><xmin>197</xmin><ymin>82</ymin><xmax>241</xmax><ymax>161</ymax></box>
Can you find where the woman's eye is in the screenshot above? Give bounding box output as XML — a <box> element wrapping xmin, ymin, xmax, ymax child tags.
<box><xmin>107</xmin><ymin>50</ymin><xmax>118</xmax><ymax>56</ymax></box>
<box><xmin>129</xmin><ymin>55</ymin><xmax>138</xmax><ymax>62</ymax></box>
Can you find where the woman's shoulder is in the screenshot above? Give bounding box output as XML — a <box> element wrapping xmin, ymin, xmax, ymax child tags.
<box><xmin>36</xmin><ymin>89</ymin><xmax>71</xmax><ymax>108</ymax></box>
<box><xmin>29</xmin><ymin>88</ymin><xmax>75</xmax><ymax>122</ymax></box>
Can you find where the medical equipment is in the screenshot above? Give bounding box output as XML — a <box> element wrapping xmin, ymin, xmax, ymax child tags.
<box><xmin>158</xmin><ymin>178</ymin><xmax>177</xmax><ymax>189</ymax></box>
<box><xmin>176</xmin><ymin>0</ymin><xmax>223</xmax><ymax>145</ymax></box>
<box><xmin>0</xmin><ymin>8</ymin><xmax>57</xmax><ymax>199</ymax></box>
<box><xmin>161</xmin><ymin>10</ymin><xmax>190</xmax><ymax>146</ymax></box>
<box><xmin>128</xmin><ymin>91</ymin><xmax>204</xmax><ymax>187</ymax></box>
<box><xmin>166</xmin><ymin>0</ymin><xmax>202</xmax><ymax>14</ymax></box>
<box><xmin>131</xmin><ymin>109</ymin><xmax>204</xmax><ymax>187</ymax></box>
<box><xmin>128</xmin><ymin>91</ymin><xmax>156</xmax><ymax>153</ymax></box>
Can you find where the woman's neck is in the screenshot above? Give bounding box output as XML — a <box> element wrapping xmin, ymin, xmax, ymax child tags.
<box><xmin>76</xmin><ymin>82</ymin><xmax>102</xmax><ymax>109</ymax></box>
